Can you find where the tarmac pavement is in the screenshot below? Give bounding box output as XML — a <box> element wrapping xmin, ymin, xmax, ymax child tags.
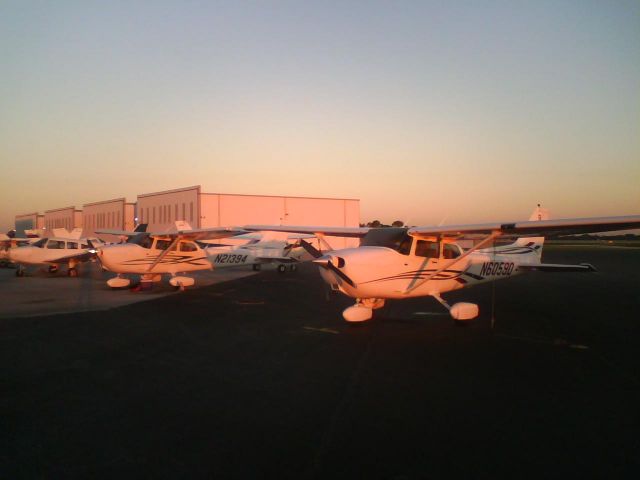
<box><xmin>2</xmin><ymin>246</ymin><xmax>639</xmax><ymax>478</ymax></box>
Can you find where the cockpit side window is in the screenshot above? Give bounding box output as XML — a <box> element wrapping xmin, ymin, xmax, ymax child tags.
<box><xmin>179</xmin><ymin>241</ymin><xmax>198</xmax><ymax>252</ymax></box>
<box><xmin>415</xmin><ymin>240</ymin><xmax>439</xmax><ymax>258</ymax></box>
<box><xmin>46</xmin><ymin>239</ymin><xmax>65</xmax><ymax>249</ymax></box>
<box><xmin>32</xmin><ymin>238</ymin><xmax>47</xmax><ymax>248</ymax></box>
<box><xmin>397</xmin><ymin>236</ymin><xmax>413</xmax><ymax>255</ymax></box>
<box><xmin>443</xmin><ymin>243</ymin><xmax>462</xmax><ymax>259</ymax></box>
<box><xmin>155</xmin><ymin>239</ymin><xmax>172</xmax><ymax>250</ymax></box>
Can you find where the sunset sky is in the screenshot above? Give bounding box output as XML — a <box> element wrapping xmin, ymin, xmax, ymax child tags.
<box><xmin>1</xmin><ymin>0</ymin><xmax>638</xmax><ymax>231</ymax></box>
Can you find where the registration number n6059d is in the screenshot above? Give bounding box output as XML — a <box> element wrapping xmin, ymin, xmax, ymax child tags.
<box><xmin>479</xmin><ymin>261</ymin><xmax>515</xmax><ymax>276</ymax></box>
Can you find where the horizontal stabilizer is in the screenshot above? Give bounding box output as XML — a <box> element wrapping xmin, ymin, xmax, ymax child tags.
<box><xmin>518</xmin><ymin>263</ymin><xmax>597</xmax><ymax>273</ymax></box>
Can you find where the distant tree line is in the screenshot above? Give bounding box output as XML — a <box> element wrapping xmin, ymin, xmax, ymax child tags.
<box><xmin>359</xmin><ymin>220</ymin><xmax>405</xmax><ymax>228</ymax></box>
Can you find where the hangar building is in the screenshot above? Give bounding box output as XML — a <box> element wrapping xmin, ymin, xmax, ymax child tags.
<box><xmin>82</xmin><ymin>198</ymin><xmax>136</xmax><ymax>240</ymax></box>
<box><xmin>14</xmin><ymin>213</ymin><xmax>44</xmax><ymax>237</ymax></box>
<box><xmin>137</xmin><ymin>185</ymin><xmax>360</xmax><ymax>248</ymax></box>
<box><xmin>44</xmin><ymin>207</ymin><xmax>83</xmax><ymax>234</ymax></box>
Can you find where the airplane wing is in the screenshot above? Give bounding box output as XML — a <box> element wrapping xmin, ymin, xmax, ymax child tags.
<box><xmin>45</xmin><ymin>251</ymin><xmax>95</xmax><ymax>265</ymax></box>
<box><xmin>243</xmin><ymin>225</ymin><xmax>370</xmax><ymax>238</ymax></box>
<box><xmin>96</xmin><ymin>229</ymin><xmax>142</xmax><ymax>237</ymax></box>
<box><xmin>409</xmin><ymin>215</ymin><xmax>640</xmax><ymax>239</ymax></box>
<box><xmin>97</xmin><ymin>227</ymin><xmax>247</xmax><ymax>241</ymax></box>
<box><xmin>172</xmin><ymin>227</ymin><xmax>248</xmax><ymax>241</ymax></box>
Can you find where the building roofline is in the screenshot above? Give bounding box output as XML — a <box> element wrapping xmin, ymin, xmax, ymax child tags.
<box><xmin>15</xmin><ymin>212</ymin><xmax>41</xmax><ymax>218</ymax></box>
<box><xmin>200</xmin><ymin>192</ymin><xmax>360</xmax><ymax>202</ymax></box>
<box><xmin>44</xmin><ymin>206</ymin><xmax>82</xmax><ymax>214</ymax></box>
<box><xmin>138</xmin><ymin>185</ymin><xmax>201</xmax><ymax>199</ymax></box>
<box><xmin>83</xmin><ymin>197</ymin><xmax>127</xmax><ymax>207</ymax></box>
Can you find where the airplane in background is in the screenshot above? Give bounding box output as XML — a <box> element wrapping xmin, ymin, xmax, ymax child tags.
<box><xmin>7</xmin><ymin>230</ymin><xmax>104</xmax><ymax>277</ymax></box>
<box><xmin>96</xmin><ymin>221</ymin><xmax>246</xmax><ymax>288</ymax></box>
<box><xmin>5</xmin><ymin>225</ymin><xmax>148</xmax><ymax>277</ymax></box>
<box><xmin>244</xmin><ymin>207</ymin><xmax>640</xmax><ymax>323</ymax></box>
<box><xmin>203</xmin><ymin>231</ymin><xmax>316</xmax><ymax>272</ymax></box>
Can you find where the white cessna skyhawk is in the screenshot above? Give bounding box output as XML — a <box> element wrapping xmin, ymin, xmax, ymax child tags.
<box><xmin>96</xmin><ymin>221</ymin><xmax>246</xmax><ymax>288</ymax></box>
<box><xmin>205</xmin><ymin>232</ymin><xmax>315</xmax><ymax>272</ymax></box>
<box><xmin>245</xmin><ymin>208</ymin><xmax>640</xmax><ymax>323</ymax></box>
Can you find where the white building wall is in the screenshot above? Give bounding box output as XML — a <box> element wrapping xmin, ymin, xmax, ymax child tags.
<box><xmin>137</xmin><ymin>185</ymin><xmax>200</xmax><ymax>231</ymax></box>
<box><xmin>200</xmin><ymin>193</ymin><xmax>360</xmax><ymax>248</ymax></box>
<box><xmin>44</xmin><ymin>207</ymin><xmax>82</xmax><ymax>235</ymax></box>
<box><xmin>136</xmin><ymin>186</ymin><xmax>360</xmax><ymax>248</ymax></box>
<box><xmin>15</xmin><ymin>212</ymin><xmax>43</xmax><ymax>237</ymax></box>
<box><xmin>83</xmin><ymin>198</ymin><xmax>135</xmax><ymax>240</ymax></box>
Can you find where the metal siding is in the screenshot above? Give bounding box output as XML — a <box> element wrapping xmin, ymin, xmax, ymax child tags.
<box><xmin>218</xmin><ymin>195</ymin><xmax>284</xmax><ymax>226</ymax></box>
<box><xmin>137</xmin><ymin>186</ymin><xmax>199</xmax><ymax>231</ymax></box>
<box><xmin>200</xmin><ymin>194</ymin><xmax>220</xmax><ymax>227</ymax></box>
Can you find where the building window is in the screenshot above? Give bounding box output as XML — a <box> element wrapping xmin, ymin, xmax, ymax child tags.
<box><xmin>175</xmin><ymin>204</ymin><xmax>178</xmax><ymax>220</ymax></box>
<box><xmin>153</xmin><ymin>207</ymin><xmax>156</xmax><ymax>224</ymax></box>
<box><xmin>190</xmin><ymin>202</ymin><xmax>193</xmax><ymax>222</ymax></box>
<box><xmin>182</xmin><ymin>203</ymin><xmax>185</xmax><ymax>220</ymax></box>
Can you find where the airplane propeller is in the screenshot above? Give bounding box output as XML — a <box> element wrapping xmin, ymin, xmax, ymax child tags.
<box><xmin>313</xmin><ymin>255</ymin><xmax>356</xmax><ymax>288</ymax></box>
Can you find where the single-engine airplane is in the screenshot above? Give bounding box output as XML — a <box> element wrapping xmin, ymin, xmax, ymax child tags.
<box><xmin>204</xmin><ymin>232</ymin><xmax>315</xmax><ymax>272</ymax></box>
<box><xmin>96</xmin><ymin>222</ymin><xmax>246</xmax><ymax>288</ymax></box>
<box><xmin>245</xmin><ymin>207</ymin><xmax>640</xmax><ymax>323</ymax></box>
<box><xmin>8</xmin><ymin>231</ymin><xmax>104</xmax><ymax>277</ymax></box>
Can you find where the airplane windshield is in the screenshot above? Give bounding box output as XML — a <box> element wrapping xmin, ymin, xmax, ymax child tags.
<box><xmin>360</xmin><ymin>228</ymin><xmax>413</xmax><ymax>255</ymax></box>
<box><xmin>129</xmin><ymin>234</ymin><xmax>153</xmax><ymax>249</ymax></box>
<box><xmin>32</xmin><ymin>238</ymin><xmax>47</xmax><ymax>248</ymax></box>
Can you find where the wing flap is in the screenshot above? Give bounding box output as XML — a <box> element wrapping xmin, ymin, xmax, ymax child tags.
<box><xmin>518</xmin><ymin>263</ymin><xmax>597</xmax><ymax>273</ymax></box>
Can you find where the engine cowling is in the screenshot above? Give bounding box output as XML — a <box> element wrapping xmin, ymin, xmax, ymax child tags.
<box><xmin>449</xmin><ymin>302</ymin><xmax>479</xmax><ymax>321</ymax></box>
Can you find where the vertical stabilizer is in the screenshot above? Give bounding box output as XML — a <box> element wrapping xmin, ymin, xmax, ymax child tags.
<box><xmin>529</xmin><ymin>204</ymin><xmax>550</xmax><ymax>221</ymax></box>
<box><xmin>517</xmin><ymin>204</ymin><xmax>550</xmax><ymax>260</ymax></box>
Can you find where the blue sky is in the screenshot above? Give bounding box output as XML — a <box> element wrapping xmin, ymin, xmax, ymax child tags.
<box><xmin>1</xmin><ymin>0</ymin><xmax>638</xmax><ymax>230</ymax></box>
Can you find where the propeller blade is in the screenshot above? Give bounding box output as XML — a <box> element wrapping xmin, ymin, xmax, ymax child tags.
<box><xmin>299</xmin><ymin>239</ymin><xmax>323</xmax><ymax>259</ymax></box>
<box><xmin>313</xmin><ymin>256</ymin><xmax>356</xmax><ymax>287</ymax></box>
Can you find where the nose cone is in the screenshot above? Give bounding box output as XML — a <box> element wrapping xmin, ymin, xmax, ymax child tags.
<box><xmin>98</xmin><ymin>244</ymin><xmax>140</xmax><ymax>272</ymax></box>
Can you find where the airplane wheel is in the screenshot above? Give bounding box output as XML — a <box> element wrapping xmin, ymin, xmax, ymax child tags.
<box><xmin>48</xmin><ymin>265</ymin><xmax>58</xmax><ymax>274</ymax></box>
<box><xmin>277</xmin><ymin>264</ymin><xmax>287</xmax><ymax>273</ymax></box>
<box><xmin>289</xmin><ymin>264</ymin><xmax>297</xmax><ymax>272</ymax></box>
<box><xmin>253</xmin><ymin>264</ymin><xmax>261</xmax><ymax>271</ymax></box>
<box><xmin>15</xmin><ymin>268</ymin><xmax>24</xmax><ymax>277</ymax></box>
<box><xmin>68</xmin><ymin>269</ymin><xmax>78</xmax><ymax>278</ymax></box>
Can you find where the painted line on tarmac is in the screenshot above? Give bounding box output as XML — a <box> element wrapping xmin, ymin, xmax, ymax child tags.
<box><xmin>303</xmin><ymin>326</ymin><xmax>340</xmax><ymax>335</ymax></box>
<box><xmin>413</xmin><ymin>311</ymin><xmax>448</xmax><ymax>316</ymax></box>
<box><xmin>495</xmin><ymin>333</ymin><xmax>589</xmax><ymax>350</ymax></box>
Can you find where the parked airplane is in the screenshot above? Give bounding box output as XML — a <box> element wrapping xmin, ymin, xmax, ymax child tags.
<box><xmin>8</xmin><ymin>234</ymin><xmax>104</xmax><ymax>277</ymax></box>
<box><xmin>204</xmin><ymin>232</ymin><xmax>315</xmax><ymax>272</ymax></box>
<box><xmin>96</xmin><ymin>222</ymin><xmax>246</xmax><ymax>288</ymax></box>
<box><xmin>245</xmin><ymin>208</ymin><xmax>640</xmax><ymax>322</ymax></box>
<box><xmin>6</xmin><ymin>224</ymin><xmax>148</xmax><ymax>277</ymax></box>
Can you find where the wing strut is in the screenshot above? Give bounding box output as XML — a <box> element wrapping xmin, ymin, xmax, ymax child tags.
<box><xmin>402</xmin><ymin>231</ymin><xmax>501</xmax><ymax>295</ymax></box>
<box><xmin>147</xmin><ymin>236</ymin><xmax>181</xmax><ymax>272</ymax></box>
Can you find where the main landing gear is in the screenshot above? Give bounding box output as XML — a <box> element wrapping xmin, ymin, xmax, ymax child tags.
<box><xmin>277</xmin><ymin>264</ymin><xmax>297</xmax><ymax>273</ymax></box>
<box><xmin>15</xmin><ymin>265</ymin><xmax>25</xmax><ymax>277</ymax></box>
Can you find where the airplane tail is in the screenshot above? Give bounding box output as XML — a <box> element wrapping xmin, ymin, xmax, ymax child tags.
<box><xmin>513</xmin><ymin>205</ymin><xmax>550</xmax><ymax>260</ymax></box>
